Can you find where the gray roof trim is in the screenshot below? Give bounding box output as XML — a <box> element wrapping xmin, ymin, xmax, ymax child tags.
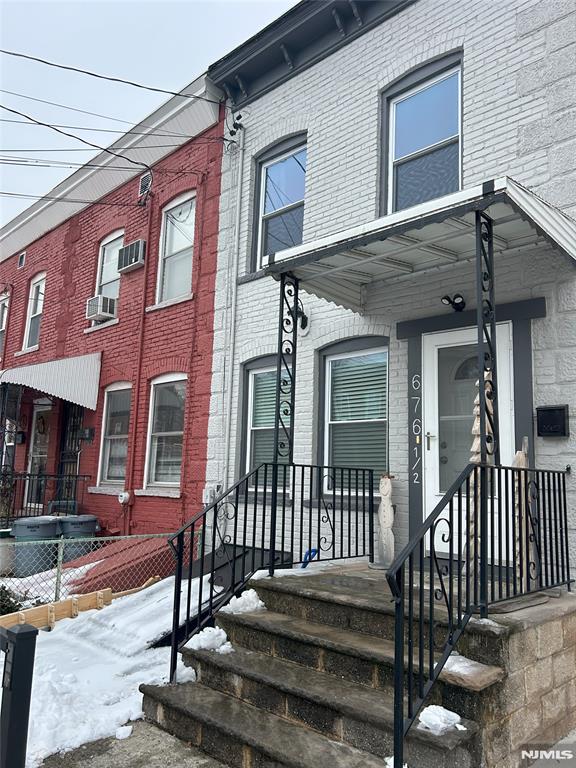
<box><xmin>207</xmin><ymin>0</ymin><xmax>417</xmax><ymax>107</ymax></box>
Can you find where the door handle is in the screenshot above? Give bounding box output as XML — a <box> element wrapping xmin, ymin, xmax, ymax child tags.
<box><xmin>425</xmin><ymin>432</ymin><xmax>435</xmax><ymax>451</ymax></box>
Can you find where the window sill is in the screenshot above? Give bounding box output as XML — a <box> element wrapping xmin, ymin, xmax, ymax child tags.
<box><xmin>15</xmin><ymin>345</ymin><xmax>39</xmax><ymax>357</ymax></box>
<box><xmin>88</xmin><ymin>485</ymin><xmax>123</xmax><ymax>496</ymax></box>
<box><xmin>238</xmin><ymin>270</ymin><xmax>266</xmax><ymax>285</ymax></box>
<box><xmin>145</xmin><ymin>293</ymin><xmax>194</xmax><ymax>313</ymax></box>
<box><xmin>135</xmin><ymin>487</ymin><xmax>181</xmax><ymax>498</ymax></box>
<box><xmin>84</xmin><ymin>318</ymin><xmax>119</xmax><ymax>334</ymax></box>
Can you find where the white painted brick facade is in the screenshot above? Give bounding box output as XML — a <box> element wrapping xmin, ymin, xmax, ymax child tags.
<box><xmin>207</xmin><ymin>0</ymin><xmax>576</xmax><ymax>558</ymax></box>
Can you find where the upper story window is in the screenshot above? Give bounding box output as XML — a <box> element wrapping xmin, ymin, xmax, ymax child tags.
<box><xmin>387</xmin><ymin>64</ymin><xmax>461</xmax><ymax>213</ymax></box>
<box><xmin>0</xmin><ymin>294</ymin><xmax>9</xmax><ymax>357</ymax></box>
<box><xmin>99</xmin><ymin>383</ymin><xmax>131</xmax><ymax>485</ymax></box>
<box><xmin>96</xmin><ymin>231</ymin><xmax>124</xmax><ymax>302</ymax></box>
<box><xmin>24</xmin><ymin>273</ymin><xmax>46</xmax><ymax>350</ymax></box>
<box><xmin>146</xmin><ymin>373</ymin><xmax>187</xmax><ymax>486</ymax></box>
<box><xmin>157</xmin><ymin>193</ymin><xmax>195</xmax><ymax>304</ymax></box>
<box><xmin>257</xmin><ymin>142</ymin><xmax>307</xmax><ymax>268</ymax></box>
<box><xmin>324</xmin><ymin>347</ymin><xmax>388</xmax><ymax>483</ymax></box>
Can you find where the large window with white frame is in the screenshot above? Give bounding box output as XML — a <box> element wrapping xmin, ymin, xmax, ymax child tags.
<box><xmin>146</xmin><ymin>373</ymin><xmax>187</xmax><ymax>486</ymax></box>
<box><xmin>0</xmin><ymin>293</ymin><xmax>9</xmax><ymax>357</ymax></box>
<box><xmin>387</xmin><ymin>67</ymin><xmax>461</xmax><ymax>213</ymax></box>
<box><xmin>99</xmin><ymin>383</ymin><xmax>131</xmax><ymax>485</ymax></box>
<box><xmin>324</xmin><ymin>348</ymin><xmax>388</xmax><ymax>481</ymax></box>
<box><xmin>23</xmin><ymin>272</ymin><xmax>46</xmax><ymax>350</ymax></box>
<box><xmin>257</xmin><ymin>143</ymin><xmax>307</xmax><ymax>267</ymax></box>
<box><xmin>96</xmin><ymin>230</ymin><xmax>124</xmax><ymax>303</ymax></box>
<box><xmin>246</xmin><ymin>367</ymin><xmax>278</xmax><ymax>471</ymax></box>
<box><xmin>157</xmin><ymin>193</ymin><xmax>195</xmax><ymax>304</ymax></box>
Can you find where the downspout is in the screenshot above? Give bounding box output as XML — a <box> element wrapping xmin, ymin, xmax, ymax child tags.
<box><xmin>124</xmin><ymin>195</ymin><xmax>155</xmax><ymax>534</ymax></box>
<box><xmin>222</xmin><ymin>128</ymin><xmax>246</xmax><ymax>487</ymax></box>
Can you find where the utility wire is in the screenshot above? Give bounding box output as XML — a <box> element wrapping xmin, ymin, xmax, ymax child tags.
<box><xmin>0</xmin><ymin>102</ymin><xmax>151</xmax><ymax>173</ymax></box>
<box><xmin>0</xmin><ymin>88</ymin><xmax>209</xmax><ymax>137</ymax></box>
<box><xmin>0</xmin><ymin>191</ymin><xmax>142</xmax><ymax>207</ymax></box>
<box><xmin>0</xmin><ymin>117</ymin><xmax>204</xmax><ymax>138</ymax></box>
<box><xmin>0</xmin><ymin>49</ymin><xmax>225</xmax><ymax>108</ymax></box>
<box><xmin>0</xmin><ymin>157</ymin><xmax>204</xmax><ymax>175</ymax></box>
<box><xmin>0</xmin><ymin>141</ymin><xmax>223</xmax><ymax>152</ymax></box>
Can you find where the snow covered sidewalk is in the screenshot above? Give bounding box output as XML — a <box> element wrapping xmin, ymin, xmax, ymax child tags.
<box><xmin>1</xmin><ymin>576</ymin><xmax>196</xmax><ymax>767</ymax></box>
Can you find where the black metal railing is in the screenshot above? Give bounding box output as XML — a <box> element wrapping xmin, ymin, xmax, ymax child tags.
<box><xmin>386</xmin><ymin>462</ymin><xmax>571</xmax><ymax>768</ymax></box>
<box><xmin>0</xmin><ymin>471</ymin><xmax>90</xmax><ymax>525</ymax></box>
<box><xmin>169</xmin><ymin>462</ymin><xmax>375</xmax><ymax>680</ymax></box>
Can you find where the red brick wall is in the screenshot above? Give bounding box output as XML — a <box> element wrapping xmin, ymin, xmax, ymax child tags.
<box><xmin>0</xmin><ymin>114</ymin><xmax>225</xmax><ymax>534</ymax></box>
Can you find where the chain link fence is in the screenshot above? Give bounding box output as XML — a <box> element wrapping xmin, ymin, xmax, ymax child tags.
<box><xmin>0</xmin><ymin>534</ymin><xmax>176</xmax><ymax>613</ymax></box>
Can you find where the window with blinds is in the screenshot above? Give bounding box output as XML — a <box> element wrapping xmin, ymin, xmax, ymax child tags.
<box><xmin>247</xmin><ymin>368</ymin><xmax>291</xmax><ymax>473</ymax></box>
<box><xmin>326</xmin><ymin>349</ymin><xmax>388</xmax><ymax>480</ymax></box>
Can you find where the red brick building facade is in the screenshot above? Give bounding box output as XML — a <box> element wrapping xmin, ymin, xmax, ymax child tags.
<box><xmin>0</xmin><ymin>80</ymin><xmax>224</xmax><ymax>534</ymax></box>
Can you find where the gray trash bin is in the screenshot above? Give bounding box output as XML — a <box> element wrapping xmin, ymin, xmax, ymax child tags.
<box><xmin>59</xmin><ymin>515</ymin><xmax>99</xmax><ymax>562</ymax></box>
<box><xmin>12</xmin><ymin>516</ymin><xmax>60</xmax><ymax>577</ymax></box>
<box><xmin>0</xmin><ymin>529</ymin><xmax>14</xmax><ymax>575</ymax></box>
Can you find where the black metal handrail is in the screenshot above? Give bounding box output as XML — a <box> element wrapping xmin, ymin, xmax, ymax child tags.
<box><xmin>169</xmin><ymin>461</ymin><xmax>375</xmax><ymax>681</ymax></box>
<box><xmin>386</xmin><ymin>462</ymin><xmax>571</xmax><ymax>768</ymax></box>
<box><xmin>0</xmin><ymin>471</ymin><xmax>91</xmax><ymax>525</ymax></box>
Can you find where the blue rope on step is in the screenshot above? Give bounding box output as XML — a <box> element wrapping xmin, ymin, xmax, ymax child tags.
<box><xmin>301</xmin><ymin>549</ymin><xmax>318</xmax><ymax>568</ymax></box>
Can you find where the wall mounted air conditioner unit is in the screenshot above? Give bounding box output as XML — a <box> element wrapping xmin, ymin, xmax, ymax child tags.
<box><xmin>137</xmin><ymin>171</ymin><xmax>152</xmax><ymax>204</ymax></box>
<box><xmin>117</xmin><ymin>239</ymin><xmax>146</xmax><ymax>273</ymax></box>
<box><xmin>86</xmin><ymin>295</ymin><xmax>117</xmax><ymax>322</ymax></box>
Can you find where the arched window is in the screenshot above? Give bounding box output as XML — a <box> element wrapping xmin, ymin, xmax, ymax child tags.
<box><xmin>253</xmin><ymin>134</ymin><xmax>307</xmax><ymax>271</ymax></box>
<box><xmin>98</xmin><ymin>382</ymin><xmax>132</xmax><ymax>485</ymax></box>
<box><xmin>23</xmin><ymin>272</ymin><xmax>46</xmax><ymax>350</ymax></box>
<box><xmin>145</xmin><ymin>373</ymin><xmax>187</xmax><ymax>486</ymax></box>
<box><xmin>382</xmin><ymin>53</ymin><xmax>462</xmax><ymax>214</ymax></box>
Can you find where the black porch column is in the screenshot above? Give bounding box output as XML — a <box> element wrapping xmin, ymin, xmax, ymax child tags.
<box><xmin>475</xmin><ymin>210</ymin><xmax>498</xmax><ymax>616</ymax></box>
<box><xmin>273</xmin><ymin>272</ymin><xmax>299</xmax><ymax>464</ymax></box>
<box><xmin>270</xmin><ymin>272</ymin><xmax>299</xmax><ymax>576</ymax></box>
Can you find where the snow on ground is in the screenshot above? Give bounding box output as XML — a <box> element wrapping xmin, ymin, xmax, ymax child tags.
<box><xmin>250</xmin><ymin>558</ymin><xmax>363</xmax><ymax>580</ymax></box>
<box><xmin>0</xmin><ymin>575</ymin><xmax>203</xmax><ymax>767</ymax></box>
<box><xmin>417</xmin><ymin>705</ymin><xmax>466</xmax><ymax>735</ymax></box>
<box><xmin>185</xmin><ymin>626</ymin><xmax>234</xmax><ymax>655</ymax></box>
<box><xmin>442</xmin><ymin>651</ymin><xmax>488</xmax><ymax>677</ymax></box>
<box><xmin>469</xmin><ymin>616</ymin><xmax>501</xmax><ymax>628</ymax></box>
<box><xmin>220</xmin><ymin>588</ymin><xmax>265</xmax><ymax>614</ymax></box>
<box><xmin>0</xmin><ymin>560</ymin><xmax>102</xmax><ymax>607</ymax></box>
<box><xmin>384</xmin><ymin>758</ymin><xmax>408</xmax><ymax>768</ymax></box>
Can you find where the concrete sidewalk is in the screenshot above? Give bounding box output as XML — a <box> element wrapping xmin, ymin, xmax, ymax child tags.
<box><xmin>41</xmin><ymin>721</ymin><xmax>225</xmax><ymax>768</ymax></box>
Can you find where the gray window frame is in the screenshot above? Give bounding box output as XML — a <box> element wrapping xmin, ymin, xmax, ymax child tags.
<box><xmin>379</xmin><ymin>51</ymin><xmax>463</xmax><ymax>216</ymax></box>
<box><xmin>251</xmin><ymin>133</ymin><xmax>307</xmax><ymax>274</ymax></box>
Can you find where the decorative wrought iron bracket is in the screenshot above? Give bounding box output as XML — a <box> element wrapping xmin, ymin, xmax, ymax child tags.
<box><xmin>273</xmin><ymin>273</ymin><xmax>299</xmax><ymax>464</ymax></box>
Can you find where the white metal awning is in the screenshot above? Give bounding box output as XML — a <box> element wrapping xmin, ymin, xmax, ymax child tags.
<box><xmin>0</xmin><ymin>352</ymin><xmax>101</xmax><ymax>410</ymax></box>
<box><xmin>265</xmin><ymin>177</ymin><xmax>576</xmax><ymax>312</ymax></box>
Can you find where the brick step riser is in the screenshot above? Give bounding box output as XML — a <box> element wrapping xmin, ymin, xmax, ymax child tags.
<box><xmin>186</xmin><ymin>653</ymin><xmax>480</xmax><ymax>768</ymax></box>
<box><xmin>215</xmin><ymin>615</ymin><xmax>493</xmax><ymax>723</ymax></box>
<box><xmin>142</xmin><ymin>694</ymin><xmax>292</xmax><ymax>768</ymax></box>
<box><xmin>249</xmin><ymin>585</ymin><xmax>506</xmax><ymax>667</ymax></box>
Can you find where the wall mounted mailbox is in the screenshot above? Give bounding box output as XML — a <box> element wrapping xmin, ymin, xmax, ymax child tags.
<box><xmin>536</xmin><ymin>405</ymin><xmax>569</xmax><ymax>438</ymax></box>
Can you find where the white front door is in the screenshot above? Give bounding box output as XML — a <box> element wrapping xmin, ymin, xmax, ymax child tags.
<box><xmin>422</xmin><ymin>324</ymin><xmax>515</xmax><ymax>541</ymax></box>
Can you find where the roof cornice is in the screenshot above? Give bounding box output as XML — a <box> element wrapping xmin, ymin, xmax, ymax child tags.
<box><xmin>207</xmin><ymin>0</ymin><xmax>417</xmax><ymax>107</ymax></box>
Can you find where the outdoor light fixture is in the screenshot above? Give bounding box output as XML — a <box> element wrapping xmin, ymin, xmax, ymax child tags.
<box><xmin>441</xmin><ymin>294</ymin><xmax>466</xmax><ymax>312</ymax></box>
<box><xmin>295</xmin><ymin>299</ymin><xmax>309</xmax><ymax>330</ymax></box>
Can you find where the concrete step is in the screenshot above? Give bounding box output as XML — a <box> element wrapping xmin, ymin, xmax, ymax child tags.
<box><xmin>250</xmin><ymin>572</ymin><xmax>510</xmax><ymax>666</ymax></box>
<box><xmin>215</xmin><ymin>610</ymin><xmax>503</xmax><ymax>720</ymax></box>
<box><xmin>141</xmin><ymin>681</ymin><xmax>391</xmax><ymax>768</ymax></box>
<box><xmin>183</xmin><ymin>643</ymin><xmax>480</xmax><ymax>767</ymax></box>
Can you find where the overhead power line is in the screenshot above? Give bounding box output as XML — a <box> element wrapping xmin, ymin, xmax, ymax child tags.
<box><xmin>0</xmin><ymin>102</ymin><xmax>151</xmax><ymax>173</ymax></box>
<box><xmin>0</xmin><ymin>49</ymin><xmax>225</xmax><ymax>109</ymax></box>
<box><xmin>0</xmin><ymin>117</ymin><xmax>209</xmax><ymax>139</ymax></box>
<box><xmin>0</xmin><ymin>191</ymin><xmax>141</xmax><ymax>207</ymax></box>
<box><xmin>0</xmin><ymin>145</ymin><xmax>187</xmax><ymax>153</ymax></box>
<box><xmin>0</xmin><ymin>157</ymin><xmax>204</xmax><ymax>175</ymax></box>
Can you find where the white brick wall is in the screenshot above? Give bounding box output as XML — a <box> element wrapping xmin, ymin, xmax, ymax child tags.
<box><xmin>207</xmin><ymin>0</ymin><xmax>576</xmax><ymax>558</ymax></box>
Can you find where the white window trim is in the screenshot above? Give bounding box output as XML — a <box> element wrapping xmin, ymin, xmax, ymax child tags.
<box><xmin>144</xmin><ymin>372</ymin><xmax>187</xmax><ymax>489</ymax></box>
<box><xmin>257</xmin><ymin>145</ymin><xmax>306</xmax><ymax>267</ymax></box>
<box><xmin>155</xmin><ymin>192</ymin><xmax>196</xmax><ymax>305</ymax></box>
<box><xmin>23</xmin><ymin>272</ymin><xmax>46</xmax><ymax>351</ymax></box>
<box><xmin>387</xmin><ymin>67</ymin><xmax>461</xmax><ymax>214</ymax></box>
<box><xmin>0</xmin><ymin>293</ymin><xmax>9</xmax><ymax>358</ymax></box>
<box><xmin>323</xmin><ymin>346</ymin><xmax>389</xmax><ymax>489</ymax></box>
<box><xmin>95</xmin><ymin>229</ymin><xmax>124</xmax><ymax>299</ymax></box>
<box><xmin>97</xmin><ymin>382</ymin><xmax>132</xmax><ymax>486</ymax></box>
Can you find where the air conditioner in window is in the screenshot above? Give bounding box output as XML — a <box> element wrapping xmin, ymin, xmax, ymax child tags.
<box><xmin>85</xmin><ymin>295</ymin><xmax>117</xmax><ymax>322</ymax></box>
<box><xmin>117</xmin><ymin>239</ymin><xmax>146</xmax><ymax>273</ymax></box>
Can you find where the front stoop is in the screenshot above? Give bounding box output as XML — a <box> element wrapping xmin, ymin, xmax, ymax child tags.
<box><xmin>141</xmin><ymin>565</ymin><xmax>576</xmax><ymax>768</ymax></box>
